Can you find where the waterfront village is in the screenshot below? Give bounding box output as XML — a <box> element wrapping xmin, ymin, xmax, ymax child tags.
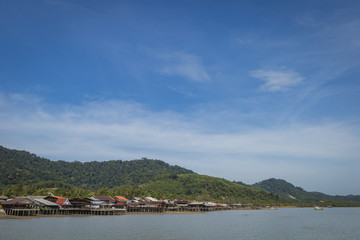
<box><xmin>0</xmin><ymin>195</ymin><xmax>255</xmax><ymax>217</ymax></box>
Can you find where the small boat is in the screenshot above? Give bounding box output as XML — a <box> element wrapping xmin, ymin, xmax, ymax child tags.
<box><xmin>314</xmin><ymin>206</ymin><xmax>324</xmax><ymax>210</ymax></box>
<box><xmin>269</xmin><ymin>207</ymin><xmax>278</xmax><ymax>210</ymax></box>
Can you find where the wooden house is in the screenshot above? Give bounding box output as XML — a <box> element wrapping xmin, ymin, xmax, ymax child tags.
<box><xmin>89</xmin><ymin>195</ymin><xmax>116</xmax><ymax>203</ymax></box>
<box><xmin>69</xmin><ymin>198</ymin><xmax>92</xmax><ymax>208</ymax></box>
<box><xmin>0</xmin><ymin>196</ymin><xmax>8</xmax><ymax>201</ymax></box>
<box><xmin>174</xmin><ymin>200</ymin><xmax>191</xmax><ymax>207</ymax></box>
<box><xmin>1</xmin><ymin>197</ymin><xmax>39</xmax><ymax>216</ymax></box>
<box><xmin>29</xmin><ymin>197</ymin><xmax>59</xmax><ymax>214</ymax></box>
<box><xmin>86</xmin><ymin>195</ymin><xmax>116</xmax><ymax>209</ymax></box>
<box><xmin>113</xmin><ymin>202</ymin><xmax>125</xmax><ymax>209</ymax></box>
<box><xmin>1</xmin><ymin>197</ymin><xmax>36</xmax><ymax>209</ymax></box>
<box><xmin>30</xmin><ymin>197</ymin><xmax>59</xmax><ymax>208</ymax></box>
<box><xmin>144</xmin><ymin>197</ymin><xmax>159</xmax><ymax>202</ymax></box>
<box><xmin>127</xmin><ymin>201</ymin><xmax>166</xmax><ymax>212</ymax></box>
<box><xmin>45</xmin><ymin>195</ymin><xmax>72</xmax><ymax>207</ymax></box>
<box><xmin>188</xmin><ymin>201</ymin><xmax>206</xmax><ymax>209</ymax></box>
<box><xmin>0</xmin><ymin>196</ymin><xmax>8</xmax><ymax>210</ymax></box>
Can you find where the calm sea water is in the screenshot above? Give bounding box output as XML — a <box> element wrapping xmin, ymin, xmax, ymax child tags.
<box><xmin>1</xmin><ymin>208</ymin><xmax>360</xmax><ymax>240</ymax></box>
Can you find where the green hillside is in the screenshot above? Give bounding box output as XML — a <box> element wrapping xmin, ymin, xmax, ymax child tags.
<box><xmin>0</xmin><ymin>146</ymin><xmax>283</xmax><ymax>204</ymax></box>
<box><xmin>0</xmin><ymin>146</ymin><xmax>193</xmax><ymax>189</ymax></box>
<box><xmin>252</xmin><ymin>178</ymin><xmax>360</xmax><ymax>203</ymax></box>
<box><xmin>142</xmin><ymin>174</ymin><xmax>282</xmax><ymax>205</ymax></box>
<box><xmin>2</xmin><ymin>146</ymin><xmax>359</xmax><ymax>205</ymax></box>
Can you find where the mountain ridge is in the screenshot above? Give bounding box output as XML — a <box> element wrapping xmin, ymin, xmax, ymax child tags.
<box><xmin>0</xmin><ymin>146</ymin><xmax>283</xmax><ymax>204</ymax></box>
<box><xmin>0</xmin><ymin>145</ymin><xmax>193</xmax><ymax>189</ymax></box>
<box><xmin>1</xmin><ymin>146</ymin><xmax>359</xmax><ymax>203</ymax></box>
<box><xmin>252</xmin><ymin>178</ymin><xmax>360</xmax><ymax>203</ymax></box>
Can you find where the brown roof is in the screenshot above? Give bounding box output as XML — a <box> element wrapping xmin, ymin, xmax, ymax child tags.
<box><xmin>92</xmin><ymin>195</ymin><xmax>115</xmax><ymax>202</ymax></box>
<box><xmin>1</xmin><ymin>197</ymin><xmax>35</xmax><ymax>206</ymax></box>
<box><xmin>69</xmin><ymin>198</ymin><xmax>92</xmax><ymax>205</ymax></box>
<box><xmin>174</xmin><ymin>200</ymin><xmax>191</xmax><ymax>204</ymax></box>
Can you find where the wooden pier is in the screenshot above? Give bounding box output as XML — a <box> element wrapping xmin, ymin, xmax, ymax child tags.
<box><xmin>58</xmin><ymin>208</ymin><xmax>126</xmax><ymax>215</ymax></box>
<box><xmin>3</xmin><ymin>206</ymin><xmax>237</xmax><ymax>216</ymax></box>
<box><xmin>4</xmin><ymin>208</ymin><xmax>126</xmax><ymax>216</ymax></box>
<box><xmin>4</xmin><ymin>209</ymin><xmax>40</xmax><ymax>216</ymax></box>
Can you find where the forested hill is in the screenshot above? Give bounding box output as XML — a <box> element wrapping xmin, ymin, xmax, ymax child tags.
<box><xmin>252</xmin><ymin>178</ymin><xmax>360</xmax><ymax>203</ymax></box>
<box><xmin>143</xmin><ymin>174</ymin><xmax>281</xmax><ymax>205</ymax></box>
<box><xmin>0</xmin><ymin>146</ymin><xmax>193</xmax><ymax>189</ymax></box>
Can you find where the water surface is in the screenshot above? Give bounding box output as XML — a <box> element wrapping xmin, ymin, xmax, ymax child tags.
<box><xmin>1</xmin><ymin>208</ymin><xmax>359</xmax><ymax>240</ymax></box>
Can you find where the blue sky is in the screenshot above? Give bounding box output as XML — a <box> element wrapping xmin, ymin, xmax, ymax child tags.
<box><xmin>1</xmin><ymin>0</ymin><xmax>360</xmax><ymax>195</ymax></box>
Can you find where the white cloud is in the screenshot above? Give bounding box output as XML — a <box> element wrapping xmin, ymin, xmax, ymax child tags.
<box><xmin>250</xmin><ymin>69</ymin><xmax>303</xmax><ymax>92</ymax></box>
<box><xmin>157</xmin><ymin>52</ymin><xmax>210</xmax><ymax>82</ymax></box>
<box><xmin>167</xmin><ymin>85</ymin><xmax>195</xmax><ymax>98</ymax></box>
<box><xmin>1</xmin><ymin>92</ymin><xmax>360</xmax><ymax>194</ymax></box>
<box><xmin>296</xmin><ymin>12</ymin><xmax>360</xmax><ymax>50</ymax></box>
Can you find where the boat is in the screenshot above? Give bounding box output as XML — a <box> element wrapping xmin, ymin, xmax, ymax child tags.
<box><xmin>314</xmin><ymin>206</ymin><xmax>324</xmax><ymax>210</ymax></box>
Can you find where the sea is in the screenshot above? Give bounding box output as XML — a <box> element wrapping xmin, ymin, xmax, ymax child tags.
<box><xmin>1</xmin><ymin>208</ymin><xmax>360</xmax><ymax>240</ymax></box>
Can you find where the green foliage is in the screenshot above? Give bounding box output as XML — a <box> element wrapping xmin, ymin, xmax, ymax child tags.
<box><xmin>0</xmin><ymin>181</ymin><xmax>92</xmax><ymax>198</ymax></box>
<box><xmin>0</xmin><ymin>146</ymin><xmax>193</xmax><ymax>189</ymax></box>
<box><xmin>251</xmin><ymin>178</ymin><xmax>360</xmax><ymax>203</ymax></box>
<box><xmin>142</xmin><ymin>174</ymin><xmax>282</xmax><ymax>205</ymax></box>
<box><xmin>1</xmin><ymin>146</ymin><xmax>359</xmax><ymax>206</ymax></box>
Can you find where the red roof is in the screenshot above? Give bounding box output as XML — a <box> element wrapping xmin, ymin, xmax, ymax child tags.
<box><xmin>46</xmin><ymin>195</ymin><xmax>71</xmax><ymax>206</ymax></box>
<box><xmin>55</xmin><ymin>198</ymin><xmax>71</xmax><ymax>205</ymax></box>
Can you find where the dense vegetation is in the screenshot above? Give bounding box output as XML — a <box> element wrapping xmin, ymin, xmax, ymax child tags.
<box><xmin>142</xmin><ymin>174</ymin><xmax>282</xmax><ymax>205</ymax></box>
<box><xmin>0</xmin><ymin>176</ymin><xmax>283</xmax><ymax>206</ymax></box>
<box><xmin>0</xmin><ymin>146</ymin><xmax>193</xmax><ymax>189</ymax></box>
<box><xmin>0</xmin><ymin>146</ymin><xmax>282</xmax><ymax>205</ymax></box>
<box><xmin>252</xmin><ymin>178</ymin><xmax>360</xmax><ymax>203</ymax></box>
<box><xmin>1</xmin><ymin>146</ymin><xmax>359</xmax><ymax>207</ymax></box>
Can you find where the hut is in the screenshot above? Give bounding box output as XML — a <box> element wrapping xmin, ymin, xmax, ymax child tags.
<box><xmin>144</xmin><ymin>197</ymin><xmax>159</xmax><ymax>202</ymax></box>
<box><xmin>174</xmin><ymin>200</ymin><xmax>190</xmax><ymax>207</ymax></box>
<box><xmin>1</xmin><ymin>197</ymin><xmax>39</xmax><ymax>216</ymax></box>
<box><xmin>45</xmin><ymin>195</ymin><xmax>72</xmax><ymax>207</ymax></box>
<box><xmin>69</xmin><ymin>198</ymin><xmax>92</xmax><ymax>208</ymax></box>
<box><xmin>86</xmin><ymin>195</ymin><xmax>115</xmax><ymax>209</ymax></box>
<box><xmin>29</xmin><ymin>197</ymin><xmax>59</xmax><ymax>214</ymax></box>
<box><xmin>113</xmin><ymin>202</ymin><xmax>125</xmax><ymax>209</ymax></box>
<box><xmin>89</xmin><ymin>195</ymin><xmax>116</xmax><ymax>203</ymax></box>
<box><xmin>0</xmin><ymin>196</ymin><xmax>8</xmax><ymax>201</ymax></box>
<box><xmin>0</xmin><ymin>196</ymin><xmax>8</xmax><ymax>210</ymax></box>
<box><xmin>127</xmin><ymin>201</ymin><xmax>165</xmax><ymax>213</ymax></box>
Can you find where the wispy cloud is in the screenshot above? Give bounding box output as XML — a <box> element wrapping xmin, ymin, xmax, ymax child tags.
<box><xmin>1</xmin><ymin>91</ymin><xmax>360</xmax><ymax>194</ymax></box>
<box><xmin>295</xmin><ymin>10</ymin><xmax>360</xmax><ymax>52</ymax></box>
<box><xmin>167</xmin><ymin>85</ymin><xmax>195</xmax><ymax>98</ymax></box>
<box><xmin>249</xmin><ymin>69</ymin><xmax>303</xmax><ymax>92</ymax></box>
<box><xmin>157</xmin><ymin>52</ymin><xmax>210</xmax><ymax>82</ymax></box>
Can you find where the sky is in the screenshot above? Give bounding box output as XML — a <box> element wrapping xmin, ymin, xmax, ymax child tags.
<box><xmin>1</xmin><ymin>0</ymin><xmax>360</xmax><ymax>195</ymax></box>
